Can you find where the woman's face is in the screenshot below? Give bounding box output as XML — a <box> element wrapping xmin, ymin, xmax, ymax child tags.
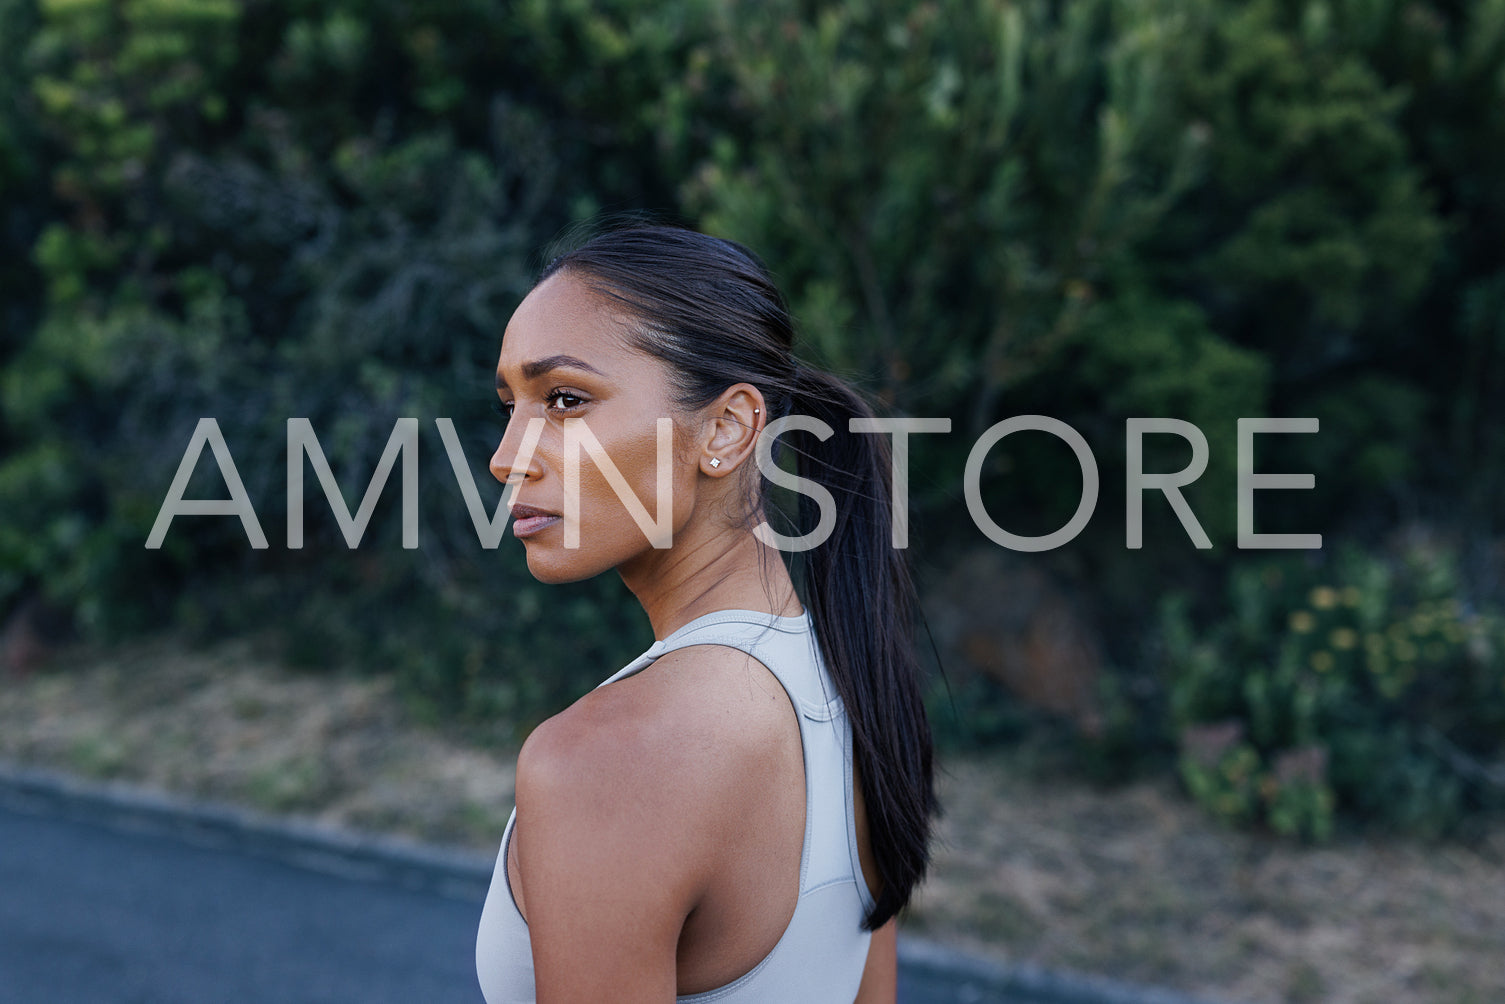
<box><xmin>489</xmin><ymin>272</ymin><xmax>703</xmax><ymax>583</ymax></box>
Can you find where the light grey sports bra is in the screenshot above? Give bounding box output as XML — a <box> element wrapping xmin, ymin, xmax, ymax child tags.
<box><xmin>475</xmin><ymin>608</ymin><xmax>875</xmax><ymax>1003</ymax></box>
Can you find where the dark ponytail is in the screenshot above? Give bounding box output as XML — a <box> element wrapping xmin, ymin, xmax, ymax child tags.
<box><xmin>784</xmin><ymin>364</ymin><xmax>937</xmax><ymax>929</ymax></box>
<box><xmin>537</xmin><ymin>223</ymin><xmax>936</xmax><ymax>930</ymax></box>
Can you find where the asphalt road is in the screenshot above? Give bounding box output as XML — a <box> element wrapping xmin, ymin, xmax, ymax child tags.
<box><xmin>0</xmin><ymin>803</ymin><xmax>1025</xmax><ymax>1004</ymax></box>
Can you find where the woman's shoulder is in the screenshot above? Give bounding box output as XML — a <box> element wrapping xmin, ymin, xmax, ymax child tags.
<box><xmin>511</xmin><ymin>644</ymin><xmax>798</xmax><ymax>905</ymax></box>
<box><xmin>515</xmin><ymin>643</ymin><xmax>796</xmax><ymax>822</ymax></box>
<box><xmin>518</xmin><ymin>643</ymin><xmax>795</xmax><ymax>799</ymax></box>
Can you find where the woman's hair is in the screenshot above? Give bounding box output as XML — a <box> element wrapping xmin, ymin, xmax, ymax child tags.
<box><xmin>537</xmin><ymin>223</ymin><xmax>936</xmax><ymax>930</ymax></box>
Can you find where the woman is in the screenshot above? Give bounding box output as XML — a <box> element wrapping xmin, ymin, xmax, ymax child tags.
<box><xmin>475</xmin><ymin>225</ymin><xmax>936</xmax><ymax>1003</ymax></box>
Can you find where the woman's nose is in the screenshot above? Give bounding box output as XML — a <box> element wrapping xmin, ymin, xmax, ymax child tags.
<box><xmin>489</xmin><ymin>442</ymin><xmax>530</xmax><ymax>486</ymax></box>
<box><xmin>490</xmin><ymin>417</ymin><xmax>545</xmax><ymax>485</ymax></box>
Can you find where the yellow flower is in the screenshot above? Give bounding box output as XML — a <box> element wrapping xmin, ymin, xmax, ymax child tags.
<box><xmin>1311</xmin><ymin>586</ymin><xmax>1338</xmax><ymax>610</ymax></box>
<box><xmin>1330</xmin><ymin>628</ymin><xmax>1358</xmax><ymax>650</ymax></box>
<box><xmin>1309</xmin><ymin>650</ymin><xmax>1335</xmax><ymax>673</ymax></box>
<box><xmin>1289</xmin><ymin>610</ymin><xmax>1316</xmax><ymax>634</ymax></box>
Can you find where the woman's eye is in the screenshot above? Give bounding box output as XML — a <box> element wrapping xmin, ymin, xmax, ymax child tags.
<box><xmin>492</xmin><ymin>391</ymin><xmax>583</xmax><ymax>416</ymax></box>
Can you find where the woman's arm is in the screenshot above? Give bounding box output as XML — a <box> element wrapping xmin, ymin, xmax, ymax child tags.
<box><xmin>514</xmin><ymin>707</ymin><xmax>709</xmax><ymax>1002</ymax></box>
<box><xmin>854</xmin><ymin>918</ymin><xmax>897</xmax><ymax>1003</ymax></box>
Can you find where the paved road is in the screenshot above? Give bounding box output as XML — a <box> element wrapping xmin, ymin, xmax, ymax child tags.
<box><xmin>0</xmin><ymin>803</ymin><xmax>1020</xmax><ymax>1004</ymax></box>
<box><xmin>1</xmin><ymin>805</ymin><xmax>488</xmax><ymax>1004</ymax></box>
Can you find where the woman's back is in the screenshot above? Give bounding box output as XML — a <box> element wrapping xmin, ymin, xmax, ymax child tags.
<box><xmin>476</xmin><ymin>608</ymin><xmax>876</xmax><ymax>1002</ymax></box>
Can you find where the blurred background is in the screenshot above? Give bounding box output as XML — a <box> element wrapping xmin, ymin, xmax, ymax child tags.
<box><xmin>1</xmin><ymin>1</ymin><xmax>1503</xmax><ymax>1002</ymax></box>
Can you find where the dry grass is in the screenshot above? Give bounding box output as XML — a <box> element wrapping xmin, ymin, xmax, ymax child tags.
<box><xmin>0</xmin><ymin>639</ymin><xmax>515</xmax><ymax>845</ymax></box>
<box><xmin>910</xmin><ymin>755</ymin><xmax>1505</xmax><ymax>1004</ymax></box>
<box><xmin>2</xmin><ymin>638</ymin><xmax>1502</xmax><ymax>1004</ymax></box>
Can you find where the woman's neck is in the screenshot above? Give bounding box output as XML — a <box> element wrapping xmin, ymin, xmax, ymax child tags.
<box><xmin>618</xmin><ymin>520</ymin><xmax>803</xmax><ymax>640</ymax></box>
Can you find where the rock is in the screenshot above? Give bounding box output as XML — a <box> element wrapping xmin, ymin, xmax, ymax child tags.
<box><xmin>925</xmin><ymin>550</ymin><xmax>1104</xmax><ymax>735</ymax></box>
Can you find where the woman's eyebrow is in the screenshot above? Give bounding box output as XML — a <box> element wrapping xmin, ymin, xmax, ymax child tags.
<box><xmin>495</xmin><ymin>355</ymin><xmax>606</xmax><ymax>390</ymax></box>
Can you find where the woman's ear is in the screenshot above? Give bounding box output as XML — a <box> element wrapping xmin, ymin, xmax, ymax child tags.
<box><xmin>699</xmin><ymin>383</ymin><xmax>765</xmax><ymax>477</ymax></box>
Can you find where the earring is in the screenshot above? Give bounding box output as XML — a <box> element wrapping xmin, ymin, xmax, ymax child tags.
<box><xmin>709</xmin><ymin>457</ymin><xmax>722</xmax><ymax>469</ymax></box>
<box><xmin>754</xmin><ymin>408</ymin><xmax>760</xmax><ymax>414</ymax></box>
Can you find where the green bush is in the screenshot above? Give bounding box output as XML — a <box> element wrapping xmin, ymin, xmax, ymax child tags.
<box><xmin>4</xmin><ymin>0</ymin><xmax>1505</xmax><ymax>751</ymax></box>
<box><xmin>675</xmin><ymin>0</ymin><xmax>1451</xmax><ymax>543</ymax></box>
<box><xmin>1161</xmin><ymin>543</ymin><xmax>1505</xmax><ymax>838</ymax></box>
<box><xmin>0</xmin><ymin>0</ymin><xmax>655</xmax><ymax>731</ymax></box>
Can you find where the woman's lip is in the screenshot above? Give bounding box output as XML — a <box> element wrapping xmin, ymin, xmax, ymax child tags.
<box><xmin>512</xmin><ymin>514</ymin><xmax>561</xmax><ymax>539</ymax></box>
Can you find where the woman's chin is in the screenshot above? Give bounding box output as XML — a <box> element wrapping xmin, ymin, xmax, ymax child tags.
<box><xmin>523</xmin><ymin>549</ymin><xmax>603</xmax><ymax>585</ymax></box>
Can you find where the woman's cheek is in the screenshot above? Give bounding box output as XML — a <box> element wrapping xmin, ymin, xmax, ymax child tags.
<box><xmin>579</xmin><ymin>427</ymin><xmax>676</xmax><ymax>547</ymax></box>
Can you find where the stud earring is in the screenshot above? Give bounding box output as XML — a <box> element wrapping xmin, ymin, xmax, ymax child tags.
<box><xmin>754</xmin><ymin>408</ymin><xmax>760</xmax><ymax>414</ymax></box>
<box><xmin>709</xmin><ymin>457</ymin><xmax>722</xmax><ymax>469</ymax></box>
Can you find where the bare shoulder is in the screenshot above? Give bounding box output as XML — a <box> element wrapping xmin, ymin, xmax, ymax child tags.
<box><xmin>514</xmin><ymin>642</ymin><xmax>797</xmax><ymax>881</ymax></box>
<box><xmin>517</xmin><ymin>642</ymin><xmax>795</xmax><ymax>812</ymax></box>
<box><xmin>511</xmin><ymin>643</ymin><xmax>807</xmax><ymax>996</ymax></box>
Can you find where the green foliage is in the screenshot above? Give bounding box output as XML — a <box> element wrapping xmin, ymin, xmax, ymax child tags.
<box><xmin>925</xmin><ymin>670</ymin><xmax>1037</xmax><ymax>752</ymax></box>
<box><xmin>1336</xmin><ymin>0</ymin><xmax>1505</xmax><ymax>518</ymax></box>
<box><xmin>1162</xmin><ymin>544</ymin><xmax>1505</xmax><ymax>838</ymax></box>
<box><xmin>3</xmin><ymin>0</ymin><xmax>1505</xmax><ymax>763</ymax></box>
<box><xmin>1066</xmin><ymin>291</ymin><xmax>1269</xmax><ymax>545</ymax></box>
<box><xmin>494</xmin><ymin>0</ymin><xmax>719</xmax><ymax>199</ymax></box>
<box><xmin>0</xmin><ymin>0</ymin><xmax>649</xmax><ymax>729</ymax></box>
<box><xmin>0</xmin><ymin>0</ymin><xmax>41</xmax><ymax>186</ymax></box>
<box><xmin>686</xmin><ymin>0</ymin><xmax>1211</xmax><ymax>420</ymax></box>
<box><xmin>1174</xmin><ymin>0</ymin><xmax>1443</xmax><ymax>333</ymax></box>
<box><xmin>28</xmin><ymin>0</ymin><xmax>241</xmax><ymax>198</ymax></box>
<box><xmin>0</xmin><ymin>0</ymin><xmax>47</xmax><ymax>381</ymax></box>
<box><xmin>661</xmin><ymin>0</ymin><xmax>1456</xmax><ymax>553</ymax></box>
<box><xmin>1177</xmin><ymin>726</ymin><xmax>1264</xmax><ymax>826</ymax></box>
